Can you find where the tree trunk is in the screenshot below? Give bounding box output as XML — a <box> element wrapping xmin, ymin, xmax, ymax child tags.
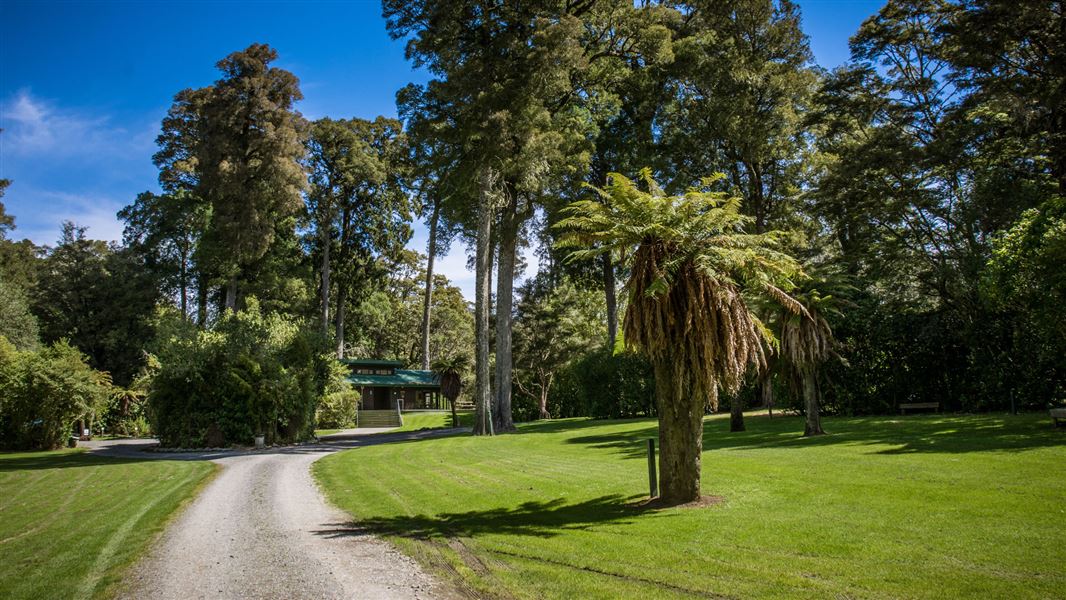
<box><xmin>451</xmin><ymin>398</ymin><xmax>459</xmax><ymax>428</ymax></box>
<box><xmin>224</xmin><ymin>277</ymin><xmax>237</xmax><ymax>311</ymax></box>
<box><xmin>802</xmin><ymin>369</ymin><xmax>825</xmax><ymax>436</ymax></box>
<box><xmin>729</xmin><ymin>395</ymin><xmax>745</xmax><ymax>432</ymax></box>
<box><xmin>473</xmin><ymin>167</ymin><xmax>495</xmax><ymax>436</ymax></box>
<box><xmin>493</xmin><ymin>201</ymin><xmax>518</xmax><ymax>433</ymax></box>
<box><xmin>761</xmin><ymin>373</ymin><xmax>775</xmax><ymax>419</ymax></box>
<box><xmin>538</xmin><ymin>373</ymin><xmax>552</xmax><ymax>420</ymax></box>
<box><xmin>653</xmin><ymin>361</ymin><xmax>704</xmax><ymax>504</ymax></box>
<box><xmin>335</xmin><ymin>284</ymin><xmax>347</xmax><ymax>359</ymax></box>
<box><xmin>179</xmin><ymin>247</ymin><xmax>189</xmax><ymax>320</ymax></box>
<box><xmin>420</xmin><ymin>201</ymin><xmax>440</xmax><ymax>370</ymax></box>
<box><xmin>320</xmin><ymin>230</ymin><xmax>331</xmax><ymax>336</ymax></box>
<box><xmin>196</xmin><ymin>273</ymin><xmax>208</xmax><ymax>327</ymax></box>
<box><xmin>603</xmin><ymin>252</ymin><xmax>618</xmax><ymax>350</ymax></box>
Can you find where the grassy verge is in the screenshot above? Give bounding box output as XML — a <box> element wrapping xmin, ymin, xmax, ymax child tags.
<box><xmin>0</xmin><ymin>449</ymin><xmax>216</xmax><ymax>600</ymax></box>
<box><xmin>315</xmin><ymin>413</ymin><xmax>1066</xmax><ymax>599</ymax></box>
<box><xmin>397</xmin><ymin>410</ymin><xmax>474</xmax><ymax>432</ymax></box>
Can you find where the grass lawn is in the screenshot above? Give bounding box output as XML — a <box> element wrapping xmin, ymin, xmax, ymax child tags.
<box><xmin>0</xmin><ymin>449</ymin><xmax>215</xmax><ymax>600</ymax></box>
<box><xmin>315</xmin><ymin>412</ymin><xmax>1066</xmax><ymax>599</ymax></box>
<box><xmin>398</xmin><ymin>410</ymin><xmax>474</xmax><ymax>432</ymax></box>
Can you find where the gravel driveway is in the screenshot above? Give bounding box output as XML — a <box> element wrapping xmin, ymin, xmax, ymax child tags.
<box><xmin>88</xmin><ymin>430</ymin><xmax>465</xmax><ymax>599</ymax></box>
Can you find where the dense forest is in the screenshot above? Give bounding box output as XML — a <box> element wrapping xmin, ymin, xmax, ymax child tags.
<box><xmin>1</xmin><ymin>0</ymin><xmax>1063</xmax><ymax>449</ymax></box>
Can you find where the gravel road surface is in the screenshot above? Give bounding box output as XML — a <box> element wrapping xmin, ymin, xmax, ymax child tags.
<box><xmin>88</xmin><ymin>430</ymin><xmax>465</xmax><ymax>599</ymax></box>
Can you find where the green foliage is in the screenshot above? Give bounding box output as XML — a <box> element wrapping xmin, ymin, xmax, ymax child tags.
<box><xmin>0</xmin><ymin>337</ymin><xmax>111</xmax><ymax>450</ymax></box>
<box><xmin>149</xmin><ymin>299</ymin><xmax>342</xmax><ymax>447</ymax></box>
<box><xmin>0</xmin><ymin>279</ymin><xmax>38</xmax><ymax>351</ymax></box>
<box><xmin>316</xmin><ymin>391</ymin><xmax>360</xmax><ymax>429</ymax></box>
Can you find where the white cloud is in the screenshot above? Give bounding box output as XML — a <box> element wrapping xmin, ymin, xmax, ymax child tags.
<box><xmin>13</xmin><ymin>189</ymin><xmax>125</xmax><ymax>246</ymax></box>
<box><xmin>0</xmin><ymin>89</ymin><xmax>155</xmax><ymax>160</ymax></box>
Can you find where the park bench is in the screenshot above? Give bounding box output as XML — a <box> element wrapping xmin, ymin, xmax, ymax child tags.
<box><xmin>899</xmin><ymin>402</ymin><xmax>940</xmax><ymax>415</ymax></box>
<box><xmin>1051</xmin><ymin>408</ymin><xmax>1066</xmax><ymax>427</ymax></box>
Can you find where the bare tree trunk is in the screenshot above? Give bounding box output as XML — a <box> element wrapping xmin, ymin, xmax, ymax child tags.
<box><xmin>320</xmin><ymin>231</ymin><xmax>331</xmax><ymax>336</ymax></box>
<box><xmin>420</xmin><ymin>201</ymin><xmax>440</xmax><ymax>370</ymax></box>
<box><xmin>654</xmin><ymin>362</ymin><xmax>703</xmax><ymax>504</ymax></box>
<box><xmin>473</xmin><ymin>168</ymin><xmax>495</xmax><ymax>436</ymax></box>
<box><xmin>538</xmin><ymin>372</ymin><xmax>552</xmax><ymax>419</ymax></box>
<box><xmin>603</xmin><ymin>252</ymin><xmax>618</xmax><ymax>350</ymax></box>
<box><xmin>335</xmin><ymin>285</ymin><xmax>347</xmax><ymax>359</ymax></box>
<box><xmin>729</xmin><ymin>395</ymin><xmax>745</xmax><ymax>432</ymax></box>
<box><xmin>802</xmin><ymin>369</ymin><xmax>825</xmax><ymax>436</ymax></box>
<box><xmin>493</xmin><ymin>201</ymin><xmax>518</xmax><ymax>433</ymax></box>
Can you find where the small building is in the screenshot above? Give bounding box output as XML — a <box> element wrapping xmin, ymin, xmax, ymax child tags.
<box><xmin>342</xmin><ymin>359</ymin><xmax>444</xmax><ymax>411</ymax></box>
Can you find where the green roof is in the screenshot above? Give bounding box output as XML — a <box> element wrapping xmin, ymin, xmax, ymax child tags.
<box><xmin>346</xmin><ymin>369</ymin><xmax>440</xmax><ymax>388</ymax></box>
<box><xmin>340</xmin><ymin>358</ymin><xmax>405</xmax><ymax>368</ymax></box>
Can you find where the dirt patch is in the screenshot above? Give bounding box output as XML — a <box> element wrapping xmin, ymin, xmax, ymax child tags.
<box><xmin>627</xmin><ymin>494</ymin><xmax>725</xmax><ymax>511</ymax></box>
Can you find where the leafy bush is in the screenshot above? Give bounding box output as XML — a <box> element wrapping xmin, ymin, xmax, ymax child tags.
<box><xmin>316</xmin><ymin>391</ymin><xmax>360</xmax><ymax>429</ymax></box>
<box><xmin>0</xmin><ymin>337</ymin><xmax>111</xmax><ymax>450</ymax></box>
<box><xmin>149</xmin><ymin>299</ymin><xmax>344</xmax><ymax>447</ymax></box>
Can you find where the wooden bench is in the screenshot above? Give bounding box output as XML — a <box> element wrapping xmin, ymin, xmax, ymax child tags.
<box><xmin>899</xmin><ymin>402</ymin><xmax>940</xmax><ymax>415</ymax></box>
<box><xmin>1051</xmin><ymin>408</ymin><xmax>1066</xmax><ymax>427</ymax></box>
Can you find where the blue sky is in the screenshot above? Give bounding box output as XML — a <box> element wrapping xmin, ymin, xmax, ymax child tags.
<box><xmin>0</xmin><ymin>0</ymin><xmax>884</xmax><ymax>297</ymax></box>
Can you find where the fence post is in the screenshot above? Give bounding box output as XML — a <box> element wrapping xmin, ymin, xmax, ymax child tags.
<box><xmin>647</xmin><ymin>438</ymin><xmax>658</xmax><ymax>498</ymax></box>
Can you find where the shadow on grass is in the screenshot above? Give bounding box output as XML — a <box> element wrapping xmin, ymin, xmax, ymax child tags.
<box><xmin>313</xmin><ymin>494</ymin><xmax>647</xmax><ymax>541</ymax></box>
<box><xmin>566</xmin><ymin>413</ymin><xmax>1065</xmax><ymax>459</ymax></box>
<box><xmin>0</xmin><ymin>451</ymin><xmax>147</xmax><ymax>472</ymax></box>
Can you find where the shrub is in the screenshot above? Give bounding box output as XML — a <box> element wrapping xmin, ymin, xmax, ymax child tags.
<box><xmin>0</xmin><ymin>337</ymin><xmax>111</xmax><ymax>450</ymax></box>
<box><xmin>518</xmin><ymin>349</ymin><xmax>655</xmax><ymax>422</ymax></box>
<box><xmin>316</xmin><ymin>391</ymin><xmax>360</xmax><ymax>429</ymax></box>
<box><xmin>148</xmin><ymin>299</ymin><xmax>343</xmax><ymax>447</ymax></box>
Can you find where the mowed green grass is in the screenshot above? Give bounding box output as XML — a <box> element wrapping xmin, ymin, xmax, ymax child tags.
<box><xmin>315</xmin><ymin>413</ymin><xmax>1066</xmax><ymax>599</ymax></box>
<box><xmin>0</xmin><ymin>450</ymin><xmax>215</xmax><ymax>600</ymax></box>
<box><xmin>397</xmin><ymin>410</ymin><xmax>474</xmax><ymax>432</ymax></box>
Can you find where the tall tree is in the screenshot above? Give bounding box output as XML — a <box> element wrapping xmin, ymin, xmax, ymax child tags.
<box><xmin>558</xmin><ymin>171</ymin><xmax>801</xmax><ymax>504</ymax></box>
<box><xmin>155</xmin><ymin>44</ymin><xmax>308</xmax><ymax>311</ymax></box>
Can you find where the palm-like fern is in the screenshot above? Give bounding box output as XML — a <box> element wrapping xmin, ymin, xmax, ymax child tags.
<box><xmin>556</xmin><ymin>170</ymin><xmax>802</xmax><ymax>503</ymax></box>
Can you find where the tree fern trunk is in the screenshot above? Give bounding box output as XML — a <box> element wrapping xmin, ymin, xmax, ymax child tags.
<box><xmin>803</xmin><ymin>369</ymin><xmax>825</xmax><ymax>436</ymax></box>
<box><xmin>655</xmin><ymin>361</ymin><xmax>703</xmax><ymax>504</ymax></box>
<box><xmin>729</xmin><ymin>395</ymin><xmax>745</xmax><ymax>432</ymax></box>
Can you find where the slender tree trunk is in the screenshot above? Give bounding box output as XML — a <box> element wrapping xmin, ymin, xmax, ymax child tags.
<box><xmin>420</xmin><ymin>201</ymin><xmax>440</xmax><ymax>370</ymax></box>
<box><xmin>538</xmin><ymin>372</ymin><xmax>552</xmax><ymax>420</ymax></box>
<box><xmin>197</xmin><ymin>274</ymin><xmax>208</xmax><ymax>327</ymax></box>
<box><xmin>493</xmin><ymin>201</ymin><xmax>518</xmax><ymax>433</ymax></box>
<box><xmin>224</xmin><ymin>277</ymin><xmax>237</xmax><ymax>311</ymax></box>
<box><xmin>473</xmin><ymin>167</ymin><xmax>495</xmax><ymax>436</ymax></box>
<box><xmin>179</xmin><ymin>247</ymin><xmax>189</xmax><ymax>320</ymax></box>
<box><xmin>654</xmin><ymin>361</ymin><xmax>704</xmax><ymax>504</ymax></box>
<box><xmin>802</xmin><ymin>369</ymin><xmax>825</xmax><ymax>436</ymax></box>
<box><xmin>335</xmin><ymin>284</ymin><xmax>347</xmax><ymax>359</ymax></box>
<box><xmin>451</xmin><ymin>398</ymin><xmax>458</xmax><ymax>428</ymax></box>
<box><xmin>320</xmin><ymin>231</ymin><xmax>331</xmax><ymax>336</ymax></box>
<box><xmin>729</xmin><ymin>395</ymin><xmax>745</xmax><ymax>432</ymax></box>
<box><xmin>603</xmin><ymin>252</ymin><xmax>618</xmax><ymax>350</ymax></box>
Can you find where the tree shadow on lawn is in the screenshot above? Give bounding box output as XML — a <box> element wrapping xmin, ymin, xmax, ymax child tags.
<box><xmin>0</xmin><ymin>451</ymin><xmax>151</xmax><ymax>472</ymax></box>
<box><xmin>313</xmin><ymin>493</ymin><xmax>657</xmax><ymax>542</ymax></box>
<box><xmin>565</xmin><ymin>413</ymin><xmax>1065</xmax><ymax>460</ymax></box>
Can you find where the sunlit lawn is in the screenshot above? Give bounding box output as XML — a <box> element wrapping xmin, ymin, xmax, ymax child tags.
<box><xmin>0</xmin><ymin>450</ymin><xmax>215</xmax><ymax>600</ymax></box>
<box><xmin>315</xmin><ymin>412</ymin><xmax>1066</xmax><ymax>599</ymax></box>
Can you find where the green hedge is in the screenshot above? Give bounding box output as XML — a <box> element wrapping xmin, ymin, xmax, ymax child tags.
<box><xmin>149</xmin><ymin>300</ymin><xmax>344</xmax><ymax>448</ymax></box>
